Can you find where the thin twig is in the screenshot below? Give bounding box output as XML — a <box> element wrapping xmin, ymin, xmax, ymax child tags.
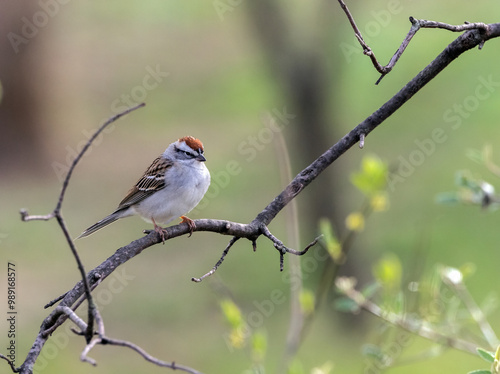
<box><xmin>55</xmin><ymin>303</ymin><xmax>204</xmax><ymax>373</ymax></box>
<box><xmin>191</xmin><ymin>236</ymin><xmax>240</xmax><ymax>282</ymax></box>
<box><xmin>0</xmin><ymin>354</ymin><xmax>18</xmax><ymax>373</ymax></box>
<box><xmin>100</xmin><ymin>337</ymin><xmax>205</xmax><ymax>374</ymax></box>
<box><xmin>44</xmin><ymin>292</ymin><xmax>68</xmax><ymax>309</ymax></box>
<box><xmin>261</xmin><ymin>225</ymin><xmax>320</xmax><ymax>271</ymax></box>
<box><xmin>413</xmin><ymin>17</ymin><xmax>489</xmax><ymax>33</ymax></box>
<box><xmin>55</xmin><ymin>306</ymin><xmax>88</xmax><ymax>332</ymax></box>
<box><xmin>338</xmin><ymin>0</ymin><xmax>490</xmax><ymax>84</ymax></box>
<box><xmin>19</xmin><ymin>210</ymin><xmax>54</xmax><ymax>221</ymax></box>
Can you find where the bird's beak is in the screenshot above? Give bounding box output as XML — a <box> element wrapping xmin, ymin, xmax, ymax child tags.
<box><xmin>196</xmin><ymin>154</ymin><xmax>206</xmax><ymax>162</ymax></box>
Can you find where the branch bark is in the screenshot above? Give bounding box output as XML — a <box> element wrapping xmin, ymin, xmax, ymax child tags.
<box><xmin>7</xmin><ymin>17</ymin><xmax>500</xmax><ymax>374</ymax></box>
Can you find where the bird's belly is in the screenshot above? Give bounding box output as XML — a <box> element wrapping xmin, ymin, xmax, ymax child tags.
<box><xmin>132</xmin><ymin>187</ymin><xmax>204</xmax><ymax>225</ymax></box>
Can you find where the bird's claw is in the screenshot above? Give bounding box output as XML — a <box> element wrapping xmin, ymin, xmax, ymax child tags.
<box><xmin>180</xmin><ymin>216</ymin><xmax>196</xmax><ymax>237</ymax></box>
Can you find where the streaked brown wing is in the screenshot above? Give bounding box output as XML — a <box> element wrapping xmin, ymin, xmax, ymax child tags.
<box><xmin>115</xmin><ymin>156</ymin><xmax>172</xmax><ymax>211</ymax></box>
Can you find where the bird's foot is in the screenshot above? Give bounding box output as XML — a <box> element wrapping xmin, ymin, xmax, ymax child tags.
<box><xmin>152</xmin><ymin>218</ymin><xmax>168</xmax><ymax>244</ymax></box>
<box><xmin>180</xmin><ymin>216</ymin><xmax>196</xmax><ymax>237</ymax></box>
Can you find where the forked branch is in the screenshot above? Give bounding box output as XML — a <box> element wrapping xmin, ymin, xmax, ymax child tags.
<box><xmin>338</xmin><ymin>0</ymin><xmax>491</xmax><ymax>84</ymax></box>
<box><xmin>54</xmin><ymin>305</ymin><xmax>203</xmax><ymax>374</ymax></box>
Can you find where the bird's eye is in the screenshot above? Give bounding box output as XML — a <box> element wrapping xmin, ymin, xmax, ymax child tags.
<box><xmin>175</xmin><ymin>146</ymin><xmax>194</xmax><ymax>158</ymax></box>
<box><xmin>179</xmin><ymin>149</ymin><xmax>195</xmax><ymax>158</ymax></box>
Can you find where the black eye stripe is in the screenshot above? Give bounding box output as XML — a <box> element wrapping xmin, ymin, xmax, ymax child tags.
<box><xmin>175</xmin><ymin>146</ymin><xmax>199</xmax><ymax>158</ymax></box>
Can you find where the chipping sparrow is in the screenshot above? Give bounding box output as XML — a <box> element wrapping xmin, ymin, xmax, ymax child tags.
<box><xmin>77</xmin><ymin>136</ymin><xmax>210</xmax><ymax>241</ymax></box>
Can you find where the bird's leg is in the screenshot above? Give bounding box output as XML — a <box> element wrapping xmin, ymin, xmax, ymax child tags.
<box><xmin>152</xmin><ymin>217</ymin><xmax>168</xmax><ymax>244</ymax></box>
<box><xmin>180</xmin><ymin>216</ymin><xmax>196</xmax><ymax>237</ymax></box>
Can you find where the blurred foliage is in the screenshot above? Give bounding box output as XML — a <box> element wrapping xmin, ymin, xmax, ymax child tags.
<box><xmin>335</xmin><ymin>258</ymin><xmax>500</xmax><ymax>373</ymax></box>
<box><xmin>350</xmin><ymin>154</ymin><xmax>388</xmax><ymax>196</ymax></box>
<box><xmin>318</xmin><ymin>218</ymin><xmax>342</xmax><ymax>262</ymax></box>
<box><xmin>373</xmin><ymin>253</ymin><xmax>402</xmax><ymax>301</ymax></box>
<box><xmin>437</xmin><ymin>146</ymin><xmax>500</xmax><ymax>210</ymax></box>
<box><xmin>299</xmin><ymin>288</ymin><xmax>316</xmax><ymax>317</ymax></box>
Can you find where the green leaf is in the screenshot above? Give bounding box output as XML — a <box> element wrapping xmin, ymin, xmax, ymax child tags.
<box><xmin>299</xmin><ymin>289</ymin><xmax>315</xmax><ymax>316</ymax></box>
<box><xmin>318</xmin><ymin>218</ymin><xmax>342</xmax><ymax>261</ymax></box>
<box><xmin>372</xmin><ymin>253</ymin><xmax>402</xmax><ymax>292</ymax></box>
<box><xmin>467</xmin><ymin>370</ymin><xmax>491</xmax><ymax>374</ymax></box>
<box><xmin>251</xmin><ymin>331</ymin><xmax>267</xmax><ymax>362</ymax></box>
<box><xmin>350</xmin><ymin>154</ymin><xmax>388</xmax><ymax>195</ymax></box>
<box><xmin>220</xmin><ymin>299</ymin><xmax>243</xmax><ymax>329</ymax></box>
<box><xmin>477</xmin><ymin>347</ymin><xmax>495</xmax><ymax>363</ymax></box>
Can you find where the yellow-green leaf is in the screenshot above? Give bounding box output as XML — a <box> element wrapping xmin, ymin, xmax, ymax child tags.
<box><xmin>350</xmin><ymin>155</ymin><xmax>388</xmax><ymax>195</ymax></box>
<box><xmin>345</xmin><ymin>212</ymin><xmax>365</xmax><ymax>232</ymax></box>
<box><xmin>299</xmin><ymin>289</ymin><xmax>315</xmax><ymax>316</ymax></box>
<box><xmin>251</xmin><ymin>331</ymin><xmax>267</xmax><ymax>362</ymax></box>
<box><xmin>318</xmin><ymin>218</ymin><xmax>342</xmax><ymax>261</ymax></box>
<box><xmin>372</xmin><ymin>253</ymin><xmax>402</xmax><ymax>292</ymax></box>
<box><xmin>220</xmin><ymin>298</ymin><xmax>243</xmax><ymax>329</ymax></box>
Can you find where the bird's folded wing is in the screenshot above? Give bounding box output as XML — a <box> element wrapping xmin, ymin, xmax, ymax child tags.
<box><xmin>115</xmin><ymin>156</ymin><xmax>172</xmax><ymax>211</ymax></box>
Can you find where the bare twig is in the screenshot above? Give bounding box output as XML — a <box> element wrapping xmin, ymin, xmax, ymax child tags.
<box><xmin>21</xmin><ymin>102</ymin><xmax>146</xmax><ymax>222</ymax></box>
<box><xmin>54</xmin><ymin>294</ymin><xmax>204</xmax><ymax>373</ymax></box>
<box><xmin>413</xmin><ymin>17</ymin><xmax>489</xmax><ymax>33</ymax></box>
<box><xmin>191</xmin><ymin>236</ymin><xmax>240</xmax><ymax>282</ymax></box>
<box><xmin>55</xmin><ymin>306</ymin><xmax>88</xmax><ymax>332</ymax></box>
<box><xmin>19</xmin><ymin>210</ymin><xmax>54</xmax><ymax>221</ymax></box>
<box><xmin>0</xmin><ymin>354</ymin><xmax>18</xmax><ymax>373</ymax></box>
<box><xmin>98</xmin><ymin>337</ymin><xmax>205</xmax><ymax>374</ymax></box>
<box><xmin>338</xmin><ymin>0</ymin><xmax>490</xmax><ymax>84</ymax></box>
<box><xmin>261</xmin><ymin>225</ymin><xmax>320</xmax><ymax>271</ymax></box>
<box><xmin>44</xmin><ymin>292</ymin><xmax>68</xmax><ymax>309</ymax></box>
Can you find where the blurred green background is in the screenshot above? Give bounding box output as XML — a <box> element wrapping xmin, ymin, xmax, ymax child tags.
<box><xmin>1</xmin><ymin>1</ymin><xmax>500</xmax><ymax>373</ymax></box>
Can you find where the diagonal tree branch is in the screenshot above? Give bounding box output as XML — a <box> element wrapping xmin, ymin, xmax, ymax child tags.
<box><xmin>251</xmin><ymin>22</ymin><xmax>500</xmax><ymax>229</ymax></box>
<box><xmin>6</xmin><ymin>18</ymin><xmax>500</xmax><ymax>374</ymax></box>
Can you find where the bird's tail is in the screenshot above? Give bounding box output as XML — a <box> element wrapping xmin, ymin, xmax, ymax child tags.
<box><xmin>76</xmin><ymin>212</ymin><xmax>121</xmax><ymax>239</ymax></box>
